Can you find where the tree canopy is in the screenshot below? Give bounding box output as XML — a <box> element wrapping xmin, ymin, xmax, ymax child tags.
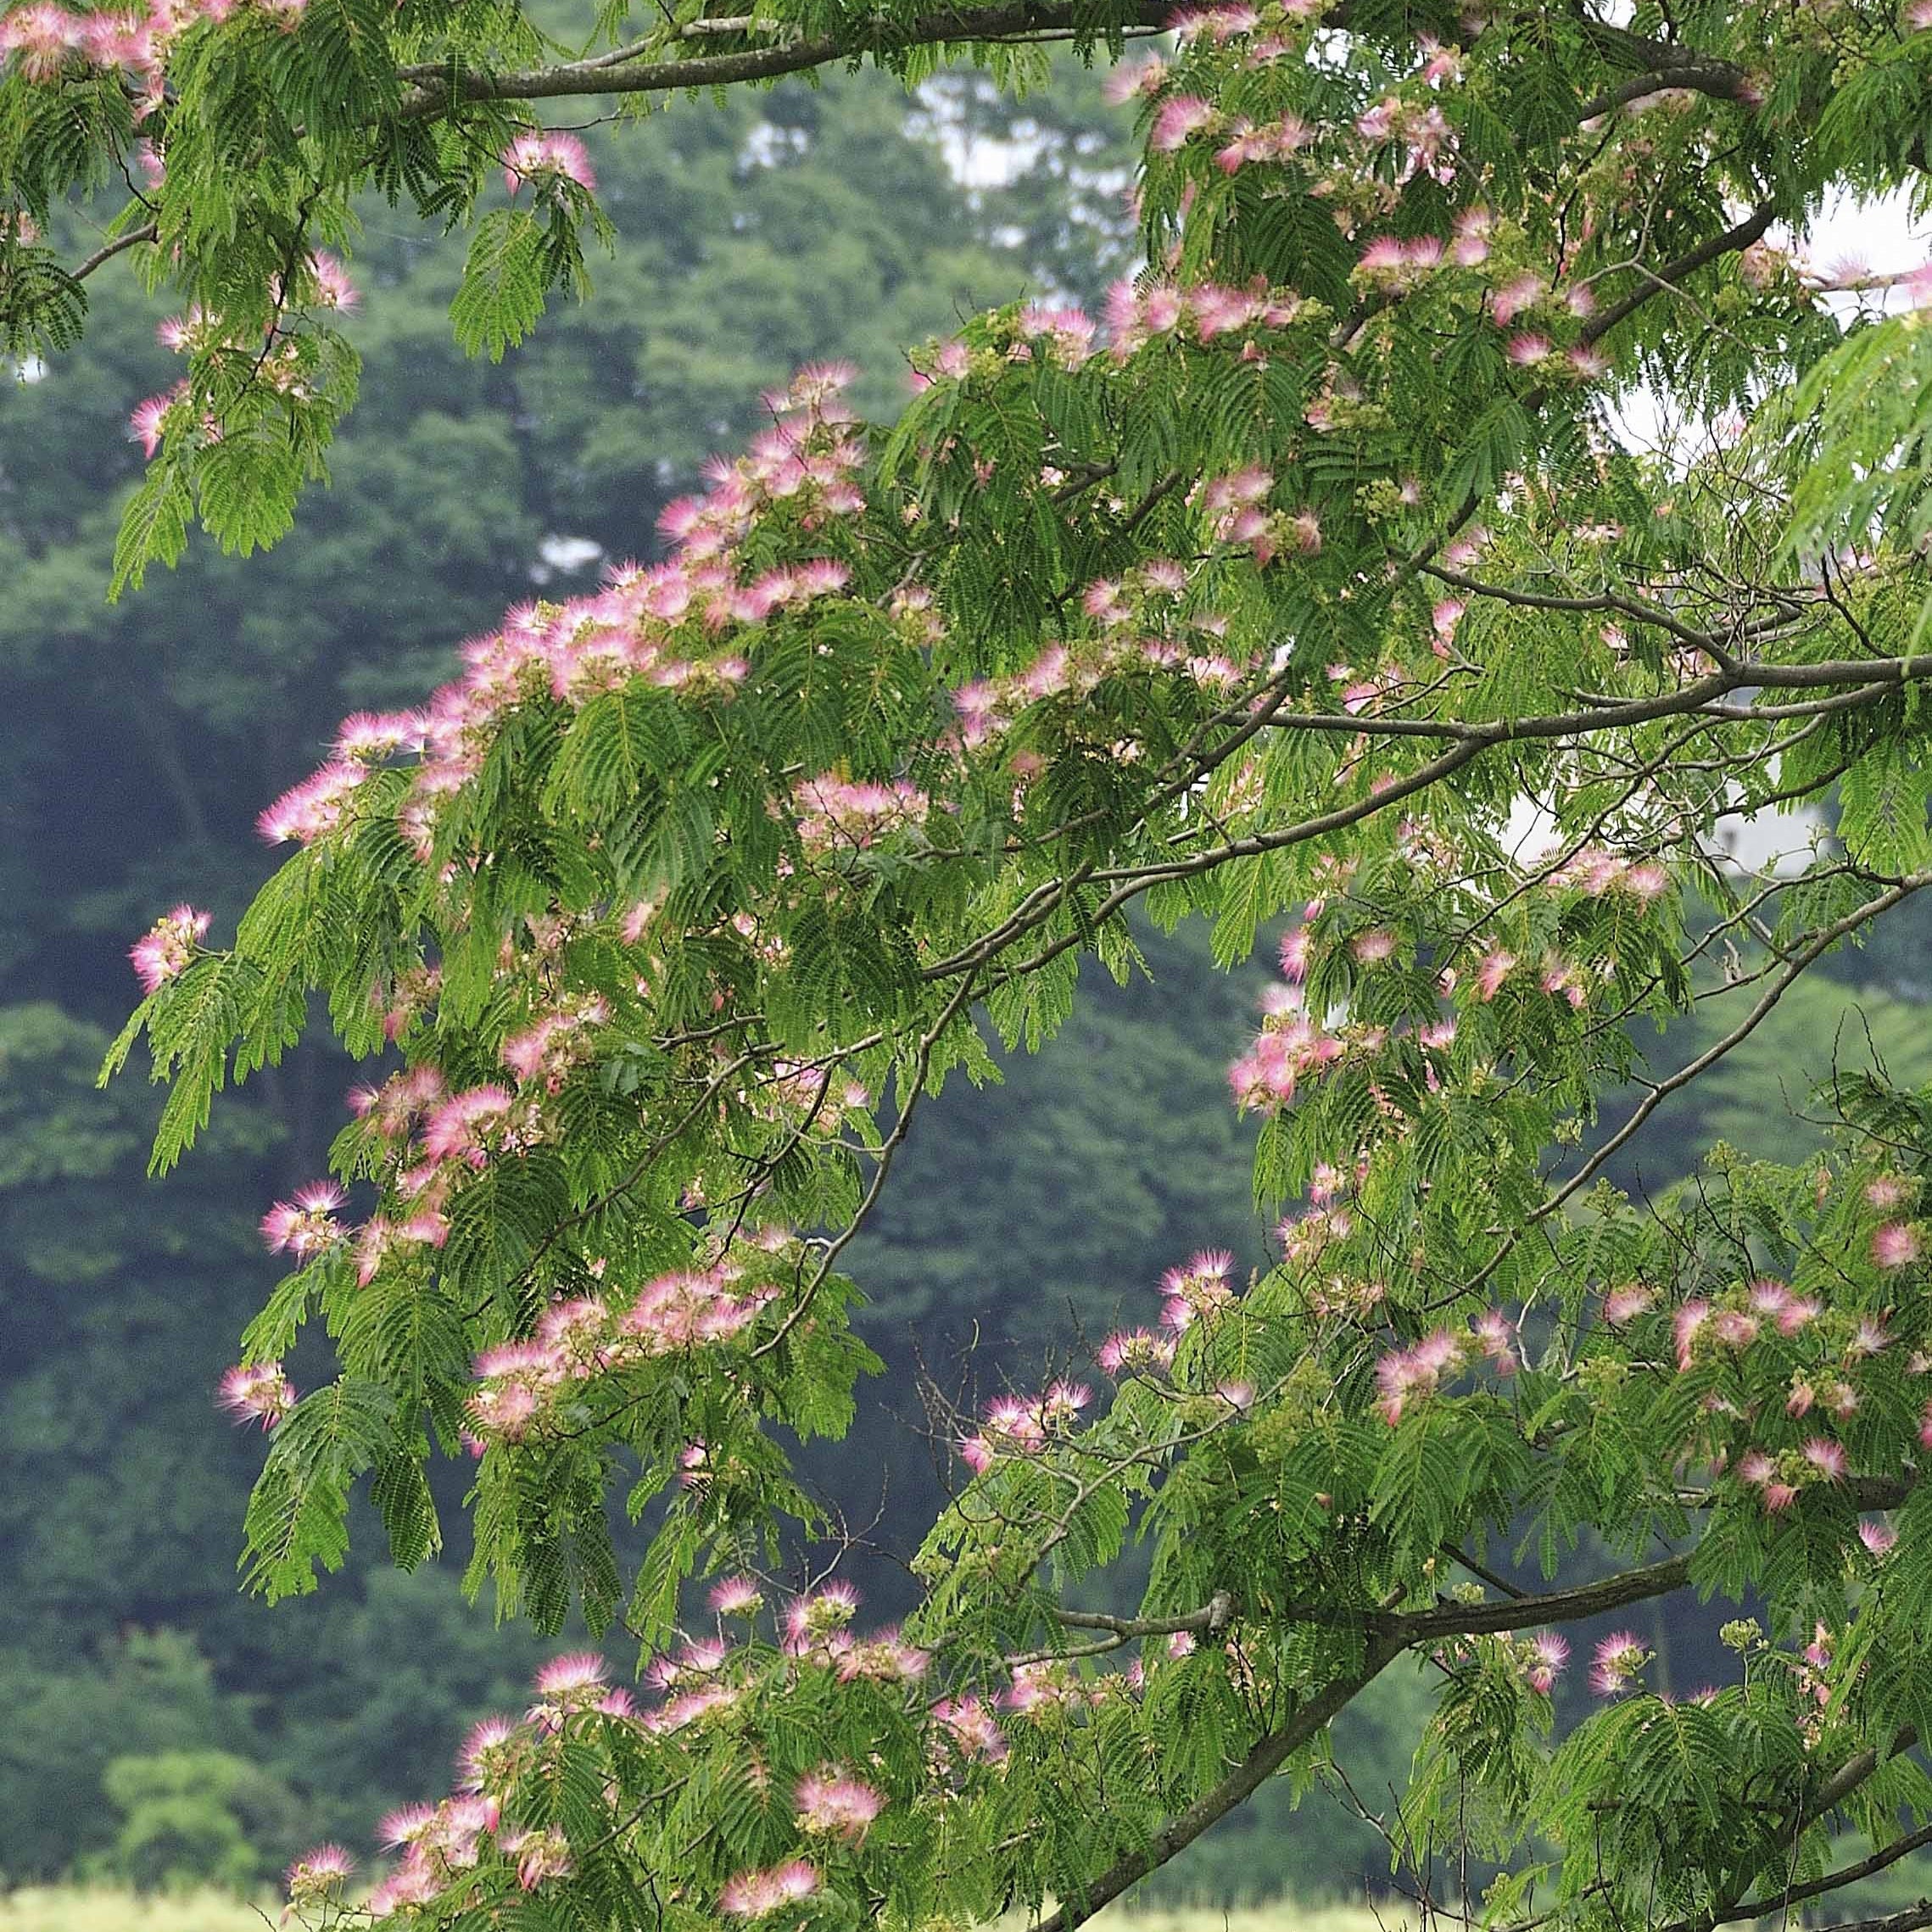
<box><xmin>25</xmin><ymin>0</ymin><xmax>1932</xmax><ymax>1924</ymax></box>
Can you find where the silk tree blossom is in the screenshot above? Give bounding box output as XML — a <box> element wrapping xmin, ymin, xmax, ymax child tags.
<box><xmin>709</xmin><ymin>1574</ymin><xmax>764</xmax><ymax>1617</ymax></box>
<box><xmin>127</xmin><ymin>388</ymin><xmax>177</xmax><ymax>457</ymax></box>
<box><xmin>1214</xmin><ymin>110</ymin><xmax>1312</xmax><ymax>171</ymax></box>
<box><xmin>497</xmin><ymin>1826</ymin><xmax>574</xmax><ymax>1890</ymax></box>
<box><xmin>1018</xmin><ymin>301</ymin><xmax>1097</xmax><ymax>368</ymax></box>
<box><xmin>456</xmin><ymin>1716</ymin><xmax>522</xmax><ymax>1794</ymax></box>
<box><xmin>1872</xmin><ymin>1221</ymin><xmax>1922</xmax><ymax>1268</ymax></box>
<box><xmin>501</xmin><ymin>997</ymin><xmax>610</xmax><ymax>1090</ymax></box>
<box><xmin>422</xmin><ymin>1084</ymin><xmax>518</xmax><ymax>1164</ymax></box>
<box><xmin>217</xmin><ymin>1360</ymin><xmax>294</xmax><ymax>1428</ymax></box>
<box><xmin>1160</xmin><ymin>1248</ymin><xmax>1238</xmax><ymax>1331</ymax></box>
<box><xmin>366</xmin><ymin>1862</ymin><xmax>442</xmax><ymax>1918</ymax></box>
<box><xmin>720</xmin><ymin>1859</ymin><xmax>822</xmax><ymax>1918</ymax></box>
<box><xmin>1673</xmin><ymin>1300</ymin><xmax>1711</xmax><ymax>1371</ymax></box>
<box><xmin>260</xmin><ymin>1180</ymin><xmax>347</xmax><ymax>1258</ymax></box>
<box><xmin>1524</xmin><ymin>1632</ymin><xmax>1568</xmax><ymax>1695</ymax></box>
<box><xmin>285</xmin><ymin>1843</ymin><xmax>355</xmax><ymax>1905</ymax></box>
<box><xmin>1226</xmin><ymin>1010</ymin><xmax>1343</xmax><ymax>1109</ymax></box>
<box><xmin>1589</xmin><ymin>1633</ymin><xmax>1649</xmax><ymax>1697</ymax></box>
<box><xmin>1735</xmin><ymin>1449</ymin><xmax>1801</xmax><ymax>1514</ymax></box>
<box><xmin>1004</xmin><ymin>1659</ymin><xmax>1107</xmax><ymax>1713</ymax></box>
<box><xmin>1848</xmin><ymin>1315</ymin><xmax>1891</xmax><ymax>1358</ymax></box>
<box><xmin>130</xmin><ymin>902</ymin><xmax>210</xmax><ymax>991</ymax></box>
<box><xmin>1150</xmin><ymin>92</ymin><xmax>1216</xmax><ymax>150</ymax></box>
<box><xmin>836</xmin><ymin>1629</ymin><xmax>931</xmax><ymax>1684</ymax></box>
<box><xmin>1862</xmin><ymin>1519</ymin><xmax>1900</xmax><ymax>1558</ymax></box>
<box><xmin>1098</xmin><ymin>1326</ymin><xmax>1176</xmax><ymax>1376</ymax></box>
<box><xmin>1603</xmin><ymin>1284</ymin><xmax>1655</xmax><ymax>1326</ymax></box>
<box><xmin>931</xmin><ymin>1694</ymin><xmax>1008</xmax><ymax>1761</ymax></box>
<box><xmin>794</xmin><ymin>1768</ymin><xmax>885</xmax><ymax>1842</ymax></box>
<box><xmin>257</xmin><ymin>757</ymin><xmax>369</xmax><ymax>844</ymax></box>
<box><xmin>1471</xmin><ymin>1309</ymin><xmax>1519</xmax><ymax>1373</ymax></box>
<box><xmin>1376</xmin><ymin>1329</ymin><xmax>1465</xmax><ymax>1424</ymax></box>
<box><xmin>336</xmin><ymin>709</ymin><xmax>425</xmax><ymax>762</ymax></box>
<box><xmin>503</xmin><ymin>130</ymin><xmax>596</xmax><ymax>195</ymax></box>
<box><xmin>255</xmin><ymin>364</ymin><xmax>871</xmax><ymax>866</ymax></box>
<box><xmin>1472</xmin><ymin>948</ymin><xmax>1516</xmax><ymax>1000</ymax></box>
<box><xmin>1558</xmin><ymin>846</ymin><xmax>1671</xmax><ymax>902</ymax></box>
<box><xmin>784</xmin><ymin>1581</ymin><xmax>861</xmax><ymax>1651</ymax></box>
<box><xmin>794</xmin><ymin>775</ymin><xmax>931</xmax><ymax>854</ymax></box>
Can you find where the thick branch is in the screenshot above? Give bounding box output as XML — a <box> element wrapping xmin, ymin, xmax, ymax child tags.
<box><xmin>399</xmin><ymin>0</ymin><xmax>1169</xmax><ymax>114</ymax></box>
<box><xmin>1031</xmin><ymin>1633</ymin><xmax>1408</xmax><ymax>1932</ymax></box>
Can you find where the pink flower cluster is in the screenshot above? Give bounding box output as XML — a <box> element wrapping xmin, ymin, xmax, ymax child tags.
<box><xmin>1213</xmin><ymin>110</ymin><xmax>1312</xmax><ymax>172</ymax></box>
<box><xmin>500</xmin><ymin>996</ymin><xmax>610</xmax><ymax>1090</ymax></box>
<box><xmin>503</xmin><ymin>130</ymin><xmax>596</xmax><ymax>197</ymax></box>
<box><xmin>794</xmin><ymin>1768</ymin><xmax>885</xmax><ymax>1841</ymax></box>
<box><xmin>1552</xmin><ymin>846</ymin><xmax>1670</xmax><ymax>902</ymax></box>
<box><xmin>1734</xmin><ymin>1438</ymin><xmax>1846</xmax><ymax>1514</ymax></box>
<box><xmin>958</xmin><ymin>1379</ymin><xmax>1092</xmax><ymax>1471</ymax></box>
<box><xmin>930</xmin><ymin>1694</ymin><xmax>1008</xmax><ymax>1761</ymax></box>
<box><xmin>260</xmin><ymin>1180</ymin><xmax>347</xmax><ymax>1259</ymax></box>
<box><xmin>1200</xmin><ymin>467</ymin><xmax>1321</xmax><ymax>566</ymax></box>
<box><xmin>952</xmin><ymin>562</ymin><xmax>1260</xmax><ymax>754</ymax></box>
<box><xmin>1373</xmin><ymin>1311</ymin><xmax>1518</xmax><ymax>1425</ymax></box>
<box><xmin>284</xmin><ymin>1844</ymin><xmax>355</xmax><ymax>1907</ymax></box>
<box><xmin>1017</xmin><ymin>300</ymin><xmax>1098</xmax><ymax>368</ymax></box>
<box><xmin>1092</xmin><ymin>1248</ymin><xmax>1248</xmax><ymax>1387</ymax></box>
<box><xmin>793</xmin><ymin>775</ymin><xmax>932</xmax><ymax>855</ymax></box>
<box><xmin>129</xmin><ymin>902</ymin><xmax>210</xmax><ymax>992</ymax></box>
<box><xmin>217</xmin><ymin>1360</ymin><xmax>295</xmax><ymax>1428</ymax></box>
<box><xmin>129</xmin><ymin>251</ymin><xmax>358</xmax><ymax>460</ymax></box>
<box><xmin>244</xmin><ymin>366</ymin><xmax>868</xmax><ymax>868</ymax></box>
<box><xmin>1589</xmin><ymin>1632</ymin><xmax>1648</xmax><ymax>1697</ymax></box>
<box><xmin>720</xmin><ymin>1860</ymin><xmax>822</xmax><ymax>1918</ymax></box>
<box><xmin>1522</xmin><ymin>1631</ymin><xmax>1567</xmax><ymax>1695</ymax></box>
<box><xmin>286</xmin><ymin>1566</ymin><xmax>997</xmax><ymax>1924</ymax></box>
<box><xmin>1</xmin><ymin>0</ymin><xmax>303</xmax><ymax>98</ymax></box>
<box><xmin>465</xmin><ymin>1257</ymin><xmax>786</xmax><ymax>1444</ymax></box>
<box><xmin>1102</xmin><ymin>275</ymin><xmax>1305</xmax><ymax>356</ymax></box>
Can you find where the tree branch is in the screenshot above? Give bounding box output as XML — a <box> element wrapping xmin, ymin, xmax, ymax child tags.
<box><xmin>1031</xmin><ymin>1633</ymin><xmax>1410</xmax><ymax>1932</ymax></box>
<box><xmin>399</xmin><ymin>0</ymin><xmax>1170</xmax><ymax>115</ymax></box>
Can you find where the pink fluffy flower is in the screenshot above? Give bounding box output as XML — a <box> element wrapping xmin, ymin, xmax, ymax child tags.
<box><xmin>217</xmin><ymin>1361</ymin><xmax>294</xmax><ymax>1429</ymax></box>
<box><xmin>260</xmin><ymin>1180</ymin><xmax>348</xmax><ymax>1259</ymax></box>
<box><xmin>0</xmin><ymin>2</ymin><xmax>80</xmax><ymax>81</ymax></box>
<box><xmin>504</xmin><ymin>130</ymin><xmax>597</xmax><ymax>195</ymax></box>
<box><xmin>1589</xmin><ymin>1632</ymin><xmax>1648</xmax><ymax>1697</ymax></box>
<box><xmin>127</xmin><ymin>390</ymin><xmax>173</xmax><ymax>458</ymax></box>
<box><xmin>285</xmin><ymin>1843</ymin><xmax>354</xmax><ymax>1904</ymax></box>
<box><xmin>1376</xmin><ymin>1329</ymin><xmax>1465</xmax><ymax>1424</ymax></box>
<box><xmin>1602</xmin><ymin>1284</ymin><xmax>1655</xmax><ymax>1326</ymax></box>
<box><xmin>1872</xmin><ymin>1221</ymin><xmax>1922</xmax><ymax>1269</ymax></box>
<box><xmin>1099</xmin><ymin>1326</ymin><xmax>1176</xmax><ymax>1376</ymax></box>
<box><xmin>931</xmin><ymin>1694</ymin><xmax>1008</xmax><ymax>1760</ymax></box>
<box><xmin>1672</xmin><ymin>1299</ymin><xmax>1710</xmax><ymax>1371</ymax></box>
<box><xmin>1150</xmin><ymin>93</ymin><xmax>1216</xmax><ymax>151</ymax></box>
<box><xmin>130</xmin><ymin>902</ymin><xmax>211</xmax><ymax>992</ymax></box>
<box><xmin>1473</xmin><ymin>947</ymin><xmax>1516</xmax><ymax>1001</ymax></box>
<box><xmin>1524</xmin><ymin>1631</ymin><xmax>1567</xmax><ymax>1695</ymax></box>
<box><xmin>708</xmin><ymin>1573</ymin><xmax>764</xmax><ymax>1616</ymax></box>
<box><xmin>533</xmin><ymin>1651</ymin><xmax>606</xmax><ymax>1698</ymax></box>
<box><xmin>795</xmin><ymin>1769</ymin><xmax>885</xmax><ymax>1842</ymax></box>
<box><xmin>720</xmin><ymin>1861</ymin><xmax>821</xmax><ymax>1918</ymax></box>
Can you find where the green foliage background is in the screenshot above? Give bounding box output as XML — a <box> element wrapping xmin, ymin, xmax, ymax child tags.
<box><xmin>7</xmin><ymin>49</ymin><xmax>1932</xmax><ymax>1903</ymax></box>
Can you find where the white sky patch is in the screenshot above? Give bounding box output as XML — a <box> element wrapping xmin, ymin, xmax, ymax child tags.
<box><xmin>529</xmin><ymin>533</ymin><xmax>605</xmax><ymax>584</ymax></box>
